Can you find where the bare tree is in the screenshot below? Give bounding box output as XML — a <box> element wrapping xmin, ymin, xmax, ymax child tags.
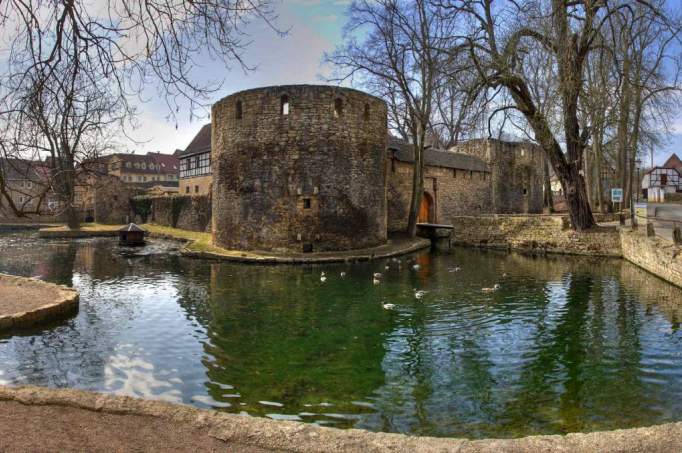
<box><xmin>327</xmin><ymin>0</ymin><xmax>455</xmax><ymax>237</ymax></box>
<box><xmin>0</xmin><ymin>0</ymin><xmax>278</xmax><ymax>227</ymax></box>
<box><xmin>435</xmin><ymin>1</ymin><xmax>677</xmax><ymax>230</ymax></box>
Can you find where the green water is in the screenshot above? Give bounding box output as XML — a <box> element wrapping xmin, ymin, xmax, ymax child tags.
<box><xmin>1</xmin><ymin>232</ymin><xmax>682</xmax><ymax>438</ymax></box>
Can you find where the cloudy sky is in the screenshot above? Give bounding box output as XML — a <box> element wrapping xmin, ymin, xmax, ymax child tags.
<box><xmin>125</xmin><ymin>0</ymin><xmax>350</xmax><ymax>156</ymax></box>
<box><xmin>127</xmin><ymin>0</ymin><xmax>681</xmax><ymax>167</ymax></box>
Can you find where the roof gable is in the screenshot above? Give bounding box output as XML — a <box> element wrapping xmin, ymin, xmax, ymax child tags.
<box><xmin>663</xmin><ymin>153</ymin><xmax>682</xmax><ymax>170</ymax></box>
<box><xmin>178</xmin><ymin>124</ymin><xmax>211</xmax><ymax>158</ymax></box>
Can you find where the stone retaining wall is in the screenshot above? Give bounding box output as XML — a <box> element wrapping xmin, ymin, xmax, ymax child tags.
<box><xmin>449</xmin><ymin>215</ymin><xmax>622</xmax><ymax>256</ymax></box>
<box><xmin>142</xmin><ymin>195</ymin><xmax>211</xmax><ymax>232</ymax></box>
<box><xmin>621</xmin><ymin>229</ymin><xmax>682</xmax><ymax>288</ymax></box>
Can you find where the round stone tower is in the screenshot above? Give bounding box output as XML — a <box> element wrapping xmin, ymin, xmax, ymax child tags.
<box><xmin>211</xmin><ymin>85</ymin><xmax>388</xmax><ymax>253</ymax></box>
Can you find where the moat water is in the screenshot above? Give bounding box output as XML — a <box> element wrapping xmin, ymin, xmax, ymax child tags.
<box><xmin>1</xmin><ymin>232</ymin><xmax>682</xmax><ymax>438</ymax></box>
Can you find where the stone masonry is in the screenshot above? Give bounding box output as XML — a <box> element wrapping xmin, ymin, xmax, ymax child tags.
<box><xmin>211</xmin><ymin>85</ymin><xmax>388</xmax><ymax>253</ymax></box>
<box><xmin>451</xmin><ymin>139</ymin><xmax>544</xmax><ymax>214</ymax></box>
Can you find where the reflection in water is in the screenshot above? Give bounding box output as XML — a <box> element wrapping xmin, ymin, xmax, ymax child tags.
<box><xmin>1</xmin><ymin>232</ymin><xmax>682</xmax><ymax>438</ymax></box>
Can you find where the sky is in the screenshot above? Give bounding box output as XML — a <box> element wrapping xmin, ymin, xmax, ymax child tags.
<box><xmin>125</xmin><ymin>0</ymin><xmax>351</xmax><ymax>156</ymax></box>
<box><xmin>125</xmin><ymin>0</ymin><xmax>682</xmax><ymax>167</ymax></box>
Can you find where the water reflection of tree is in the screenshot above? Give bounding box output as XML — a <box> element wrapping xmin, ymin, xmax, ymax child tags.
<box><xmin>202</xmin><ymin>262</ymin><xmax>390</xmax><ymax>422</ymax></box>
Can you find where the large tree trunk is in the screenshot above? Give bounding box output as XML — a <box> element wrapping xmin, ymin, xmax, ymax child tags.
<box><xmin>561</xmin><ymin>166</ymin><xmax>594</xmax><ymax>231</ymax></box>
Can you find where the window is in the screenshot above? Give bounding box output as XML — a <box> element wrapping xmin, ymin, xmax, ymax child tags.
<box><xmin>195</xmin><ymin>185</ymin><xmax>199</xmax><ymax>193</ymax></box>
<box><xmin>236</xmin><ymin>100</ymin><xmax>243</xmax><ymax>119</ymax></box>
<box><xmin>303</xmin><ymin>198</ymin><xmax>311</xmax><ymax>209</ymax></box>
<box><xmin>186</xmin><ymin>186</ymin><xmax>190</xmax><ymax>194</ymax></box>
<box><xmin>126</xmin><ymin>162</ymin><xmax>132</xmax><ymax>168</ymax></box>
<box><xmin>334</xmin><ymin>98</ymin><xmax>343</xmax><ymax>117</ymax></box>
<box><xmin>280</xmin><ymin>95</ymin><xmax>290</xmax><ymax>115</ymax></box>
<box><xmin>179</xmin><ymin>152</ymin><xmax>211</xmax><ymax>179</ymax></box>
<box><xmin>662</xmin><ymin>173</ymin><xmax>668</xmax><ymax>186</ymax></box>
<box><xmin>141</xmin><ymin>163</ymin><xmax>146</xmax><ymax>170</ymax></box>
<box><xmin>453</xmin><ymin>169</ymin><xmax>457</xmax><ymax>178</ymax></box>
<box><xmin>363</xmin><ymin>103</ymin><xmax>370</xmax><ymax>121</ymax></box>
<box><xmin>523</xmin><ymin>188</ymin><xmax>528</xmax><ymax>195</ymax></box>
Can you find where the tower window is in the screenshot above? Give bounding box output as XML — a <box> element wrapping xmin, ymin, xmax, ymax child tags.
<box><xmin>236</xmin><ymin>100</ymin><xmax>243</xmax><ymax>120</ymax></box>
<box><xmin>363</xmin><ymin>103</ymin><xmax>370</xmax><ymax>121</ymax></box>
<box><xmin>303</xmin><ymin>198</ymin><xmax>311</xmax><ymax>209</ymax></box>
<box><xmin>280</xmin><ymin>95</ymin><xmax>290</xmax><ymax>115</ymax></box>
<box><xmin>334</xmin><ymin>98</ymin><xmax>343</xmax><ymax>117</ymax></box>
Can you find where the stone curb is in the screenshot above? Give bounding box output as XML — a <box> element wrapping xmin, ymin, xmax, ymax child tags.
<box><xmin>1</xmin><ymin>385</ymin><xmax>682</xmax><ymax>452</ymax></box>
<box><xmin>175</xmin><ymin>237</ymin><xmax>432</xmax><ymax>264</ymax></box>
<box><xmin>0</xmin><ymin>274</ymin><xmax>79</xmax><ymax>332</ymax></box>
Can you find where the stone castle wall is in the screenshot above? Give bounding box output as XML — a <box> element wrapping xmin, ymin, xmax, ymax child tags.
<box><xmin>453</xmin><ymin>139</ymin><xmax>544</xmax><ymax>214</ymax></box>
<box><xmin>387</xmin><ymin>160</ymin><xmax>491</xmax><ymax>232</ymax></box>
<box><xmin>211</xmin><ymin>85</ymin><xmax>387</xmax><ymax>253</ymax></box>
<box><xmin>94</xmin><ymin>176</ymin><xmax>141</xmax><ymax>224</ymax></box>
<box><xmin>448</xmin><ymin>215</ymin><xmax>622</xmax><ymax>256</ymax></box>
<box><xmin>144</xmin><ymin>195</ymin><xmax>212</xmax><ymax>232</ymax></box>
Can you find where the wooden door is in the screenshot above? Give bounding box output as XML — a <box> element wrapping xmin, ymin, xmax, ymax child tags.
<box><xmin>418</xmin><ymin>192</ymin><xmax>432</xmax><ymax>224</ymax></box>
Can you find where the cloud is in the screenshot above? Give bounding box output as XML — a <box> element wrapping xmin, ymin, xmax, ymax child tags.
<box><xmin>119</xmin><ymin>3</ymin><xmax>336</xmax><ymax>154</ymax></box>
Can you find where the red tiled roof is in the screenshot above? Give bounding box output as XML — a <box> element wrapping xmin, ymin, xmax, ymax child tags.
<box><xmin>662</xmin><ymin>153</ymin><xmax>682</xmax><ymax>171</ymax></box>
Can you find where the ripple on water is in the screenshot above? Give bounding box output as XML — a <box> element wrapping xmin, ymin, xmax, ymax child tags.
<box><xmin>1</xmin><ymin>235</ymin><xmax>682</xmax><ymax>438</ymax></box>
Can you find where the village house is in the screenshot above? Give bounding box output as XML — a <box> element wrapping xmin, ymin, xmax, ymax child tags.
<box><xmin>106</xmin><ymin>152</ymin><xmax>180</xmax><ymax>185</ymax></box>
<box><xmin>642</xmin><ymin>153</ymin><xmax>682</xmax><ymax>201</ymax></box>
<box><xmin>177</xmin><ymin>124</ymin><xmax>212</xmax><ymax>196</ymax></box>
<box><xmin>0</xmin><ymin>158</ymin><xmax>59</xmax><ymax>217</ymax></box>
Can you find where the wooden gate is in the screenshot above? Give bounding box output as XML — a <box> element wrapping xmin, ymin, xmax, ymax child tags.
<box><xmin>418</xmin><ymin>192</ymin><xmax>433</xmax><ymax>223</ymax></box>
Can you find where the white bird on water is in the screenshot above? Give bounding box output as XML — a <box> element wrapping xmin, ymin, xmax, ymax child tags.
<box><xmin>482</xmin><ymin>284</ymin><xmax>501</xmax><ymax>293</ymax></box>
<box><xmin>448</xmin><ymin>266</ymin><xmax>461</xmax><ymax>272</ymax></box>
<box><xmin>340</xmin><ymin>271</ymin><xmax>347</xmax><ymax>278</ymax></box>
<box><xmin>382</xmin><ymin>303</ymin><xmax>396</xmax><ymax>310</ymax></box>
<box><xmin>373</xmin><ymin>277</ymin><xmax>381</xmax><ymax>285</ymax></box>
<box><xmin>414</xmin><ymin>290</ymin><xmax>427</xmax><ymax>300</ymax></box>
<box><xmin>320</xmin><ymin>275</ymin><xmax>327</xmax><ymax>283</ymax></box>
<box><xmin>412</xmin><ymin>264</ymin><xmax>421</xmax><ymax>271</ymax></box>
<box><xmin>373</xmin><ymin>272</ymin><xmax>382</xmax><ymax>278</ymax></box>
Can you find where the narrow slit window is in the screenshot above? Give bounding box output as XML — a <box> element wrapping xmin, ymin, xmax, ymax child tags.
<box><xmin>334</xmin><ymin>98</ymin><xmax>343</xmax><ymax>117</ymax></box>
<box><xmin>303</xmin><ymin>198</ymin><xmax>311</xmax><ymax>209</ymax></box>
<box><xmin>363</xmin><ymin>103</ymin><xmax>370</xmax><ymax>121</ymax></box>
<box><xmin>280</xmin><ymin>95</ymin><xmax>290</xmax><ymax>115</ymax></box>
<box><xmin>236</xmin><ymin>100</ymin><xmax>243</xmax><ymax>120</ymax></box>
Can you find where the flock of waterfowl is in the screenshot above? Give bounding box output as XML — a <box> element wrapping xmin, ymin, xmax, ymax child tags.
<box><xmin>319</xmin><ymin>256</ymin><xmax>504</xmax><ymax>310</ymax></box>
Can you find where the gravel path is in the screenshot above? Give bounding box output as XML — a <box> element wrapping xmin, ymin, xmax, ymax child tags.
<box><xmin>0</xmin><ymin>401</ymin><xmax>269</xmax><ymax>453</ymax></box>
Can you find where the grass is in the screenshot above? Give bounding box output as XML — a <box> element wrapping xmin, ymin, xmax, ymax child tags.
<box><xmin>41</xmin><ymin>222</ymin><xmax>123</xmax><ymax>232</ymax></box>
<box><xmin>140</xmin><ymin>224</ymin><xmax>219</xmax><ymax>253</ymax></box>
<box><xmin>39</xmin><ymin>222</ymin><xmax>430</xmax><ymax>262</ymax></box>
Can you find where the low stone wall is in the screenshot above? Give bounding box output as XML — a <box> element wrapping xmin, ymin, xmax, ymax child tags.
<box><xmin>621</xmin><ymin>229</ymin><xmax>682</xmax><ymax>288</ymax></box>
<box><xmin>449</xmin><ymin>215</ymin><xmax>622</xmax><ymax>257</ymax></box>
<box><xmin>3</xmin><ymin>384</ymin><xmax>682</xmax><ymax>452</ymax></box>
<box><xmin>140</xmin><ymin>195</ymin><xmax>211</xmax><ymax>232</ymax></box>
<box><xmin>0</xmin><ymin>274</ymin><xmax>79</xmax><ymax>331</ymax></box>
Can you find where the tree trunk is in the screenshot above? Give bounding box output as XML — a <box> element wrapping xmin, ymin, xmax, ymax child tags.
<box><xmin>543</xmin><ymin>158</ymin><xmax>554</xmax><ymax>213</ymax></box>
<box><xmin>562</xmin><ymin>166</ymin><xmax>594</xmax><ymax>231</ymax></box>
<box><xmin>594</xmin><ymin>140</ymin><xmax>605</xmax><ymax>213</ymax></box>
<box><xmin>407</xmin><ymin>141</ymin><xmax>425</xmax><ymax>237</ymax></box>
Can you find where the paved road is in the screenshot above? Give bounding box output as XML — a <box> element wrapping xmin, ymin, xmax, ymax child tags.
<box><xmin>647</xmin><ymin>203</ymin><xmax>682</xmax><ymax>242</ymax></box>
